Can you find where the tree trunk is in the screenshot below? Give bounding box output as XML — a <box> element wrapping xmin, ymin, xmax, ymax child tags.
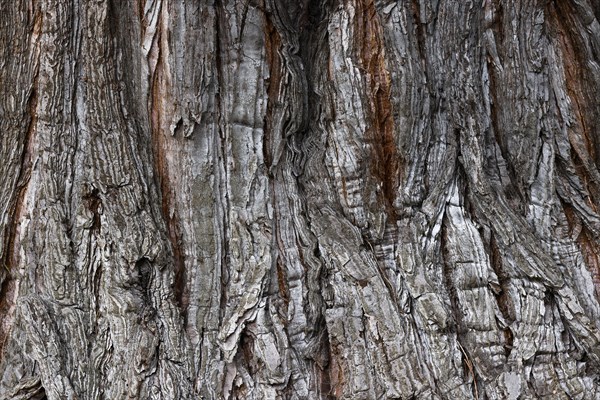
<box><xmin>2</xmin><ymin>0</ymin><xmax>600</xmax><ymax>398</ymax></box>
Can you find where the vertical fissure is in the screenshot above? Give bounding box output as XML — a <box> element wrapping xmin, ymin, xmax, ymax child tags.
<box><xmin>410</xmin><ymin>0</ymin><xmax>427</xmax><ymax>69</ymax></box>
<box><xmin>355</xmin><ymin>0</ymin><xmax>399</xmax><ymax>219</ymax></box>
<box><xmin>488</xmin><ymin>231</ymin><xmax>515</xmax><ymax>357</ymax></box>
<box><xmin>0</xmin><ymin>76</ymin><xmax>38</xmax><ymax>356</ymax></box>
<box><xmin>214</xmin><ymin>0</ymin><xmax>231</xmax><ymax>326</ymax></box>
<box><xmin>148</xmin><ymin>13</ymin><xmax>188</xmax><ymax>314</ymax></box>
<box><xmin>263</xmin><ymin>8</ymin><xmax>282</xmax><ymax>169</ymax></box>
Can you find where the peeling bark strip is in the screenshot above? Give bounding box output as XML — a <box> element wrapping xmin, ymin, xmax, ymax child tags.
<box><xmin>2</xmin><ymin>0</ymin><xmax>600</xmax><ymax>398</ymax></box>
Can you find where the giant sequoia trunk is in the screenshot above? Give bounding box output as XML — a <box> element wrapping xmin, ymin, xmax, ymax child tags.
<box><xmin>2</xmin><ymin>0</ymin><xmax>600</xmax><ymax>398</ymax></box>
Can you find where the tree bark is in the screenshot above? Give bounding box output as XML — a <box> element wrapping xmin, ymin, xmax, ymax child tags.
<box><xmin>2</xmin><ymin>0</ymin><xmax>600</xmax><ymax>398</ymax></box>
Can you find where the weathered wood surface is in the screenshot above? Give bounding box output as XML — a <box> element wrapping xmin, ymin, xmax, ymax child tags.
<box><xmin>2</xmin><ymin>0</ymin><xmax>600</xmax><ymax>398</ymax></box>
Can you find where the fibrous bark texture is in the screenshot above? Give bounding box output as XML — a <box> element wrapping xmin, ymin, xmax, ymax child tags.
<box><xmin>2</xmin><ymin>0</ymin><xmax>600</xmax><ymax>398</ymax></box>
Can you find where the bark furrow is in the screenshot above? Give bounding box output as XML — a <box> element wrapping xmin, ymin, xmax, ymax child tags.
<box><xmin>1</xmin><ymin>0</ymin><xmax>600</xmax><ymax>398</ymax></box>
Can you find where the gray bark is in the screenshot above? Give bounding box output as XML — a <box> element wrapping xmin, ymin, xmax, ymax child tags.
<box><xmin>2</xmin><ymin>0</ymin><xmax>600</xmax><ymax>398</ymax></box>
